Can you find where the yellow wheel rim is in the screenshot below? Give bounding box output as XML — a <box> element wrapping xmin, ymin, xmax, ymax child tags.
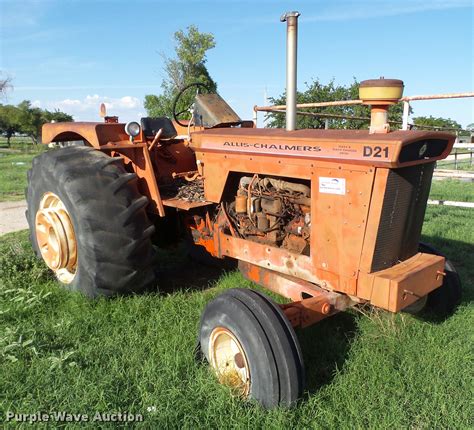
<box><xmin>35</xmin><ymin>192</ymin><xmax>77</xmax><ymax>284</ymax></box>
<box><xmin>209</xmin><ymin>327</ymin><xmax>250</xmax><ymax>397</ymax></box>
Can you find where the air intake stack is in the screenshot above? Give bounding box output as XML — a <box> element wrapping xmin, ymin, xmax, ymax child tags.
<box><xmin>359</xmin><ymin>78</ymin><xmax>404</xmax><ymax>133</ymax></box>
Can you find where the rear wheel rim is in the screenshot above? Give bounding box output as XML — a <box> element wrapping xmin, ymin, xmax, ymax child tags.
<box><xmin>209</xmin><ymin>327</ymin><xmax>250</xmax><ymax>397</ymax></box>
<box><xmin>35</xmin><ymin>192</ymin><xmax>77</xmax><ymax>284</ymax></box>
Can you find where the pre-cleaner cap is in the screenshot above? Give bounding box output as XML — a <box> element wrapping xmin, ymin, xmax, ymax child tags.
<box><xmin>359</xmin><ymin>78</ymin><xmax>404</xmax><ymax>104</ymax></box>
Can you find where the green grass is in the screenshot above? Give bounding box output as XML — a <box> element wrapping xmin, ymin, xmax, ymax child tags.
<box><xmin>0</xmin><ymin>144</ymin><xmax>45</xmax><ymax>202</ymax></box>
<box><xmin>430</xmin><ymin>179</ymin><xmax>474</xmax><ymax>202</ymax></box>
<box><xmin>0</xmin><ymin>189</ymin><xmax>473</xmax><ymax>427</ymax></box>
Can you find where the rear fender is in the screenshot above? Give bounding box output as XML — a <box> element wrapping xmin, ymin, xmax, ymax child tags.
<box><xmin>42</xmin><ymin>122</ymin><xmax>128</xmax><ymax>148</ymax></box>
<box><xmin>42</xmin><ymin>121</ymin><xmax>166</xmax><ymax>216</ymax></box>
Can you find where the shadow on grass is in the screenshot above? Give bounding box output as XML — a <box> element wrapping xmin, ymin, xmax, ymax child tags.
<box><xmin>297</xmin><ymin>311</ymin><xmax>358</xmax><ymax>395</ymax></box>
<box><xmin>146</xmin><ymin>242</ymin><xmax>237</xmax><ymax>294</ymax></box>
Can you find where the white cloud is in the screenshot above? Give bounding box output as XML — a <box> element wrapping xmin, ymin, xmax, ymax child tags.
<box><xmin>117</xmin><ymin>96</ymin><xmax>140</xmax><ymax>109</ymax></box>
<box><xmin>58</xmin><ymin>99</ymin><xmax>82</xmax><ymax>107</ymax></box>
<box><xmin>45</xmin><ymin>94</ymin><xmax>144</xmax><ymax>122</ymax></box>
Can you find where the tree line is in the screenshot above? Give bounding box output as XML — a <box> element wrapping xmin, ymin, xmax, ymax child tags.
<box><xmin>1</xmin><ymin>27</ymin><xmax>466</xmax><ymax>143</ymax></box>
<box><xmin>0</xmin><ymin>101</ymin><xmax>73</xmax><ymax>146</ymax></box>
<box><xmin>266</xmin><ymin>81</ymin><xmax>464</xmax><ymax>131</ymax></box>
<box><xmin>144</xmin><ymin>26</ymin><xmax>466</xmax><ymax>133</ymax></box>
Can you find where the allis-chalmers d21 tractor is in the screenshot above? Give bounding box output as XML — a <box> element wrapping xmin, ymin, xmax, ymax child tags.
<box><xmin>27</xmin><ymin>12</ymin><xmax>461</xmax><ymax>408</ymax></box>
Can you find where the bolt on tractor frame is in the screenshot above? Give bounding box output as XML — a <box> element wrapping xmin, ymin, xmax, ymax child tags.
<box><xmin>28</xmin><ymin>11</ymin><xmax>462</xmax><ymax>408</ymax></box>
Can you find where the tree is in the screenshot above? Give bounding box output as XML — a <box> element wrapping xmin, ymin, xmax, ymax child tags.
<box><xmin>0</xmin><ymin>101</ymin><xmax>73</xmax><ymax>146</ymax></box>
<box><xmin>144</xmin><ymin>25</ymin><xmax>217</xmax><ymax>119</ymax></box>
<box><xmin>412</xmin><ymin>115</ymin><xmax>462</xmax><ymax>131</ymax></box>
<box><xmin>0</xmin><ymin>104</ymin><xmax>22</xmax><ymax>147</ymax></box>
<box><xmin>0</xmin><ymin>72</ymin><xmax>12</xmax><ymax>99</ymax></box>
<box><xmin>266</xmin><ymin>78</ymin><xmax>405</xmax><ymax>130</ymax></box>
<box><xmin>16</xmin><ymin>101</ymin><xmax>73</xmax><ymax>144</ymax></box>
<box><xmin>17</xmin><ymin>101</ymin><xmax>44</xmax><ymax>144</ymax></box>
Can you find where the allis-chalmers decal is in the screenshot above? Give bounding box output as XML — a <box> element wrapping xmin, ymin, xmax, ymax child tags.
<box><xmin>223</xmin><ymin>141</ymin><xmax>322</xmax><ymax>152</ymax></box>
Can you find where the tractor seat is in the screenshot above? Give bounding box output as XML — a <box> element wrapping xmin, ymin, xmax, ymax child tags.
<box><xmin>140</xmin><ymin>117</ymin><xmax>177</xmax><ymax>140</ymax></box>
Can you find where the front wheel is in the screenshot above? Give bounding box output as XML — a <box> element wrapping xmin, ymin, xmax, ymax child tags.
<box><xmin>198</xmin><ymin>288</ymin><xmax>304</xmax><ymax>408</ymax></box>
<box><xmin>26</xmin><ymin>146</ymin><xmax>157</xmax><ymax>297</ymax></box>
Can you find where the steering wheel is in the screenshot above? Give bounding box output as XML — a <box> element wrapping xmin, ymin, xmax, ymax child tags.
<box><xmin>172</xmin><ymin>82</ymin><xmax>211</xmax><ymax>127</ymax></box>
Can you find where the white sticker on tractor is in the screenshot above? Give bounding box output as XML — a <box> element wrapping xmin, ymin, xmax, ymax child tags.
<box><xmin>319</xmin><ymin>177</ymin><xmax>346</xmax><ymax>195</ymax></box>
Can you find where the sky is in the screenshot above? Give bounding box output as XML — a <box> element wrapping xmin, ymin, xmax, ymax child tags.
<box><xmin>1</xmin><ymin>0</ymin><xmax>473</xmax><ymax>127</ymax></box>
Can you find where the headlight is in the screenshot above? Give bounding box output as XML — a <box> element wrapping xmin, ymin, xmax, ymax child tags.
<box><xmin>125</xmin><ymin>121</ymin><xmax>140</xmax><ymax>137</ymax></box>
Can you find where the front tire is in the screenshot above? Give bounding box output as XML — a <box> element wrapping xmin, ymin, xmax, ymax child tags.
<box><xmin>198</xmin><ymin>288</ymin><xmax>304</xmax><ymax>408</ymax></box>
<box><xmin>26</xmin><ymin>146</ymin><xmax>156</xmax><ymax>297</ymax></box>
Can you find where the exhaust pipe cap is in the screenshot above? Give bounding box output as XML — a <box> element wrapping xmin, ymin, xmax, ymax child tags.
<box><xmin>281</xmin><ymin>11</ymin><xmax>300</xmax><ymax>22</ymax></box>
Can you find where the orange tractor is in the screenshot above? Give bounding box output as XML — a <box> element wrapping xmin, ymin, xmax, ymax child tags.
<box><xmin>27</xmin><ymin>12</ymin><xmax>461</xmax><ymax>408</ymax></box>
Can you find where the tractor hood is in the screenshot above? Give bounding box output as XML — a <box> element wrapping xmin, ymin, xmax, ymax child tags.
<box><xmin>190</xmin><ymin>128</ymin><xmax>455</xmax><ymax>168</ymax></box>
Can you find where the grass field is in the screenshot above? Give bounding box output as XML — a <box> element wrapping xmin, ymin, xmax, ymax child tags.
<box><xmin>0</xmin><ymin>139</ymin><xmax>45</xmax><ymax>202</ymax></box>
<box><xmin>430</xmin><ymin>179</ymin><xmax>474</xmax><ymax>202</ymax></box>
<box><xmin>0</xmin><ymin>177</ymin><xmax>473</xmax><ymax>427</ymax></box>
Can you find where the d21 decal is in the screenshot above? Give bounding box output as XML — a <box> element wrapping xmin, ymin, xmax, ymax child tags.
<box><xmin>363</xmin><ymin>146</ymin><xmax>389</xmax><ymax>158</ymax></box>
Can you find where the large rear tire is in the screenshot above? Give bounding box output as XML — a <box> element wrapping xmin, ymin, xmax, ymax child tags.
<box><xmin>198</xmin><ymin>288</ymin><xmax>304</xmax><ymax>408</ymax></box>
<box><xmin>26</xmin><ymin>146</ymin><xmax>156</xmax><ymax>297</ymax></box>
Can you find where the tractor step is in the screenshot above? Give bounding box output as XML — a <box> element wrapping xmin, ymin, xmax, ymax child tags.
<box><xmin>162</xmin><ymin>198</ymin><xmax>213</xmax><ymax>211</ymax></box>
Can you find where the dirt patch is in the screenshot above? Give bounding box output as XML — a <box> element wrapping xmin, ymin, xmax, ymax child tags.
<box><xmin>0</xmin><ymin>200</ymin><xmax>28</xmax><ymax>235</ymax></box>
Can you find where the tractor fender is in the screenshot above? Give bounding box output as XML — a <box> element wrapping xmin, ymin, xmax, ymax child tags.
<box><xmin>42</xmin><ymin>122</ymin><xmax>128</xmax><ymax>148</ymax></box>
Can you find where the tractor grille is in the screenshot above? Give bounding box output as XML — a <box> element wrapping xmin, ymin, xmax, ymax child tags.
<box><xmin>370</xmin><ymin>162</ymin><xmax>435</xmax><ymax>272</ymax></box>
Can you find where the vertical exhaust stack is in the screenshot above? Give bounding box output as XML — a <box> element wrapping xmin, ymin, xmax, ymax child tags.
<box><xmin>281</xmin><ymin>11</ymin><xmax>300</xmax><ymax>131</ymax></box>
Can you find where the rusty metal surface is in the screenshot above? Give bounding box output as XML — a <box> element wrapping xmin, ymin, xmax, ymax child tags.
<box><xmin>239</xmin><ymin>261</ymin><xmax>354</xmax><ymax>308</ymax></box>
<box><xmin>42</xmin><ymin>122</ymin><xmax>128</xmax><ymax>146</ymax></box>
<box><xmin>254</xmin><ymin>99</ymin><xmax>363</xmax><ymax>112</ymax></box>
<box><xmin>162</xmin><ymin>199</ymin><xmax>212</xmax><ymax>210</ymax></box>
<box><xmin>173</xmin><ymin>179</ymin><xmax>205</xmax><ymax>202</ymax></box>
<box><xmin>41</xmin><ymin>116</ymin><xmax>451</xmax><ymax>316</ymax></box>
<box><xmin>221</xmin><ymin>232</ymin><xmax>319</xmax><ymax>285</ymax></box>
<box><xmin>185</xmin><ymin>213</ymin><xmax>219</xmax><ymax>257</ymax></box>
<box><xmin>160</xmin><ymin>178</ymin><xmax>210</xmax><ymax>210</ymax></box>
<box><xmin>280</xmin><ymin>296</ymin><xmax>334</xmax><ymax>328</ymax></box>
<box><xmin>239</xmin><ymin>261</ymin><xmax>356</xmax><ymax>328</ymax></box>
<box><xmin>360</xmin><ymin>78</ymin><xmax>404</xmax><ymax>88</ymax></box>
<box><xmin>191</xmin><ymin>128</ymin><xmax>455</xmax><ymax>168</ymax></box>
<box><xmin>193</xmin><ymin>151</ymin><xmax>374</xmax><ymax>296</ymax></box>
<box><xmin>194</xmin><ymin>94</ymin><xmax>241</xmax><ymax>128</ymax></box>
<box><xmin>358</xmin><ymin>252</ymin><xmax>445</xmax><ymax>312</ymax></box>
<box><xmin>100</xmin><ymin>142</ymin><xmax>165</xmax><ymax>216</ymax></box>
<box><xmin>401</xmin><ymin>92</ymin><xmax>474</xmax><ymax>101</ymax></box>
<box><xmin>43</xmin><ymin>121</ymin><xmax>197</xmax><ymax>217</ymax></box>
<box><xmin>254</xmin><ymin>92</ymin><xmax>473</xmax><ymax>112</ymax></box>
